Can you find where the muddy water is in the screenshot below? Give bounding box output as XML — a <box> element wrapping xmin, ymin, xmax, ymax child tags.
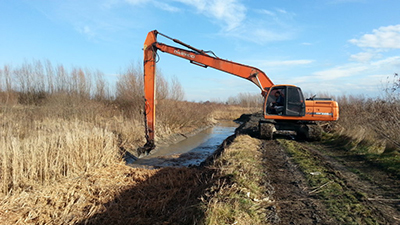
<box><xmin>130</xmin><ymin>121</ymin><xmax>238</xmax><ymax>168</ymax></box>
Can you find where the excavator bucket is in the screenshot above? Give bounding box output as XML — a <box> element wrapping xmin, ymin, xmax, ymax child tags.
<box><xmin>137</xmin><ymin>140</ymin><xmax>155</xmax><ymax>156</ymax></box>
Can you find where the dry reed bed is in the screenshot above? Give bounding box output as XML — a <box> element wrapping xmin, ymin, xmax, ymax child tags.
<box><xmin>0</xmin><ymin>164</ymin><xmax>157</xmax><ymax>224</ymax></box>
<box><xmin>0</xmin><ymin>164</ymin><xmax>212</xmax><ymax>224</ymax></box>
<box><xmin>0</xmin><ymin>115</ymin><xmax>122</xmax><ymax>194</ymax></box>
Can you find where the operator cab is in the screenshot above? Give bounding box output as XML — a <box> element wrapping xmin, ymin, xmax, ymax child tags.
<box><xmin>265</xmin><ymin>85</ymin><xmax>305</xmax><ymax>117</ymax></box>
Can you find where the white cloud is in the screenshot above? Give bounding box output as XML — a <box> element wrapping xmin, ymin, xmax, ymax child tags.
<box><xmin>276</xmin><ymin>8</ymin><xmax>288</xmax><ymax>14</ymax></box>
<box><xmin>170</xmin><ymin>1</ymin><xmax>296</xmax><ymax>43</ymax></box>
<box><xmin>124</xmin><ymin>0</ymin><xmax>246</xmax><ymax>31</ymax></box>
<box><xmin>259</xmin><ymin>59</ymin><xmax>314</xmax><ymax>67</ymax></box>
<box><xmin>125</xmin><ymin>0</ymin><xmax>151</xmax><ymax>5</ymax></box>
<box><xmin>313</xmin><ymin>56</ymin><xmax>400</xmax><ymax>81</ymax></box>
<box><xmin>349</xmin><ymin>24</ymin><xmax>400</xmax><ymax>49</ymax></box>
<box><xmin>125</xmin><ymin>0</ymin><xmax>181</xmax><ymax>12</ymax></box>
<box><xmin>174</xmin><ymin>0</ymin><xmax>246</xmax><ymax>31</ymax></box>
<box><xmin>371</xmin><ymin>56</ymin><xmax>400</xmax><ymax>68</ymax></box>
<box><xmin>295</xmin><ymin>54</ymin><xmax>400</xmax><ymax>96</ymax></box>
<box><xmin>208</xmin><ymin>0</ymin><xmax>246</xmax><ymax>31</ymax></box>
<box><xmin>80</xmin><ymin>25</ymin><xmax>95</xmax><ymax>38</ymax></box>
<box><xmin>153</xmin><ymin>1</ymin><xmax>180</xmax><ymax>12</ymax></box>
<box><xmin>224</xmin><ymin>8</ymin><xmax>298</xmax><ymax>43</ymax></box>
<box><xmin>313</xmin><ymin>64</ymin><xmax>369</xmax><ymax>80</ymax></box>
<box><xmin>174</xmin><ymin>0</ymin><xmax>207</xmax><ymax>11</ymax></box>
<box><xmin>123</xmin><ymin>0</ymin><xmax>295</xmax><ymax>43</ymax></box>
<box><xmin>349</xmin><ymin>52</ymin><xmax>377</xmax><ymax>63</ymax></box>
<box><xmin>258</xmin><ymin>9</ymin><xmax>275</xmax><ymax>16</ymax></box>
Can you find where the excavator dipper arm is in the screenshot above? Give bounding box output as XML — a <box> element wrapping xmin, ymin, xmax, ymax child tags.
<box><xmin>139</xmin><ymin>30</ymin><xmax>273</xmax><ymax>155</ymax></box>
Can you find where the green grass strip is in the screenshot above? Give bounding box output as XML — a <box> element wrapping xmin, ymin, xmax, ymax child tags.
<box><xmin>279</xmin><ymin>139</ymin><xmax>379</xmax><ymax>225</ymax></box>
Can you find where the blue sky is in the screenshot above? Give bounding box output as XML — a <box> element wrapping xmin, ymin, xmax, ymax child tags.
<box><xmin>1</xmin><ymin>0</ymin><xmax>400</xmax><ymax>101</ymax></box>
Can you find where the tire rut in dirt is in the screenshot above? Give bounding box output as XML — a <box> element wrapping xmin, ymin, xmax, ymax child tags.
<box><xmin>297</xmin><ymin>142</ymin><xmax>400</xmax><ymax>224</ymax></box>
<box><xmin>261</xmin><ymin>140</ymin><xmax>335</xmax><ymax>224</ymax></box>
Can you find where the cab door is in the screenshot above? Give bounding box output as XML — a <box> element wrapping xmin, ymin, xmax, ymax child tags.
<box><xmin>286</xmin><ymin>86</ymin><xmax>305</xmax><ymax>116</ymax></box>
<box><xmin>265</xmin><ymin>85</ymin><xmax>305</xmax><ymax>117</ymax></box>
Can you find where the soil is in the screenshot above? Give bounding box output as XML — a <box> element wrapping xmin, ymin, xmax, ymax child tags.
<box><xmin>261</xmin><ymin>141</ymin><xmax>335</xmax><ymax>224</ymax></box>
<box><xmin>307</xmin><ymin>143</ymin><xmax>400</xmax><ymax>223</ymax></box>
<box><xmin>241</xmin><ymin>113</ymin><xmax>400</xmax><ymax>224</ymax></box>
<box><xmin>261</xmin><ymin>139</ymin><xmax>400</xmax><ymax>224</ymax></box>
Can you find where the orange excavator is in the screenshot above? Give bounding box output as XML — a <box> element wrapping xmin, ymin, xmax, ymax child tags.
<box><xmin>138</xmin><ymin>30</ymin><xmax>339</xmax><ymax>155</ymax></box>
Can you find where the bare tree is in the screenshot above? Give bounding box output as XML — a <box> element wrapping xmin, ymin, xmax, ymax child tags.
<box><xmin>169</xmin><ymin>76</ymin><xmax>185</xmax><ymax>101</ymax></box>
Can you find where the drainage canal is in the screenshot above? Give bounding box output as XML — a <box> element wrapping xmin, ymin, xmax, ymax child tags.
<box><xmin>129</xmin><ymin>121</ymin><xmax>238</xmax><ymax>168</ymax></box>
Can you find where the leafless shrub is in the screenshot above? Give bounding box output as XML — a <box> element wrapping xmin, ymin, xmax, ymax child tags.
<box><xmin>94</xmin><ymin>70</ymin><xmax>110</xmax><ymax>101</ymax></box>
<box><xmin>333</xmin><ymin>80</ymin><xmax>400</xmax><ymax>153</ymax></box>
<box><xmin>383</xmin><ymin>73</ymin><xmax>400</xmax><ymax>101</ymax></box>
<box><xmin>169</xmin><ymin>75</ymin><xmax>185</xmax><ymax>101</ymax></box>
<box><xmin>226</xmin><ymin>92</ymin><xmax>263</xmax><ymax>108</ymax></box>
<box><xmin>70</xmin><ymin>67</ymin><xmax>91</xmax><ymax>99</ymax></box>
<box><xmin>156</xmin><ymin>69</ymin><xmax>169</xmax><ymax>101</ymax></box>
<box><xmin>157</xmin><ymin>99</ymin><xmax>215</xmax><ymax>134</ymax></box>
<box><xmin>0</xmin><ymin>65</ymin><xmax>18</xmax><ymax>104</ymax></box>
<box><xmin>115</xmin><ymin>63</ymin><xmax>143</xmax><ymax>119</ymax></box>
<box><xmin>55</xmin><ymin>64</ymin><xmax>69</xmax><ymax>94</ymax></box>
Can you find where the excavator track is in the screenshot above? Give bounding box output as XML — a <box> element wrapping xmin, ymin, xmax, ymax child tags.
<box><xmin>259</xmin><ymin>120</ymin><xmax>322</xmax><ymax>141</ymax></box>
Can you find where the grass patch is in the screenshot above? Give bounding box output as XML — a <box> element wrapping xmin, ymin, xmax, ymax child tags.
<box><xmin>279</xmin><ymin>139</ymin><xmax>379</xmax><ymax>225</ymax></box>
<box><xmin>202</xmin><ymin>135</ymin><xmax>272</xmax><ymax>225</ymax></box>
<box><xmin>323</xmin><ymin>133</ymin><xmax>400</xmax><ymax>178</ymax></box>
<box><xmin>365</xmin><ymin>152</ymin><xmax>400</xmax><ymax>177</ymax></box>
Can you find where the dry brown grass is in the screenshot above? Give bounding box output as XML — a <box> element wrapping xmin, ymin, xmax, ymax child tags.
<box><xmin>0</xmin><ymin>164</ymin><xmax>156</xmax><ymax>224</ymax></box>
<box><xmin>203</xmin><ymin>135</ymin><xmax>271</xmax><ymax>225</ymax></box>
<box><xmin>0</xmin><ymin>59</ymin><xmax>264</xmax><ymax>224</ymax></box>
<box><xmin>328</xmin><ymin>95</ymin><xmax>400</xmax><ymax>154</ymax></box>
<box><xmin>329</xmin><ymin>73</ymin><xmax>400</xmax><ymax>153</ymax></box>
<box><xmin>226</xmin><ymin>92</ymin><xmax>264</xmax><ymax>109</ymax></box>
<box><xmin>0</xmin><ymin>164</ymin><xmax>214</xmax><ymax>225</ymax></box>
<box><xmin>211</xmin><ymin>104</ymin><xmax>259</xmax><ymax>120</ymax></box>
<box><xmin>0</xmin><ymin>105</ymin><xmax>125</xmax><ymax>194</ymax></box>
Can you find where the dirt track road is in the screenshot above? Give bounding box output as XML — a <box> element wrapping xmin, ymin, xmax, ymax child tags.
<box><xmin>261</xmin><ymin>140</ymin><xmax>334</xmax><ymax>224</ymax></box>
<box><xmin>261</xmin><ymin>139</ymin><xmax>400</xmax><ymax>224</ymax></box>
<box><xmin>236</xmin><ymin>113</ymin><xmax>400</xmax><ymax>224</ymax></box>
